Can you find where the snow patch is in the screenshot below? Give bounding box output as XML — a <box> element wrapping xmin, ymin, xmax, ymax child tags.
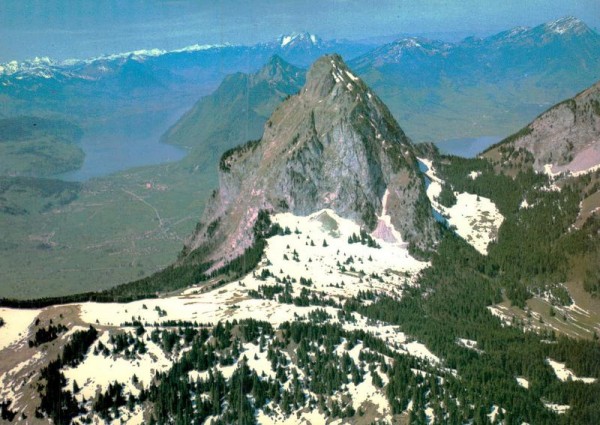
<box><xmin>81</xmin><ymin>209</ymin><xmax>426</xmax><ymax>328</ymax></box>
<box><xmin>546</xmin><ymin>358</ymin><xmax>597</xmax><ymax>383</ymax></box>
<box><xmin>243</xmin><ymin>342</ymin><xmax>276</xmax><ymax>379</ymax></box>
<box><xmin>457</xmin><ymin>338</ymin><xmax>481</xmax><ymax>352</ymax></box>
<box><xmin>418</xmin><ymin>158</ymin><xmax>503</xmax><ymax>255</ymax></box>
<box><xmin>402</xmin><ymin>341</ymin><xmax>440</xmax><ymax>364</ymax></box>
<box><xmin>0</xmin><ymin>307</ymin><xmax>41</xmax><ymax>351</ymax></box>
<box><xmin>345</xmin><ymin>70</ymin><xmax>359</xmax><ymax>82</ymax></box>
<box><xmin>544</xmin><ymin>145</ymin><xmax>600</xmax><ymax>179</ymax></box>
<box><xmin>372</xmin><ymin>189</ymin><xmax>406</xmax><ymax>245</ymax></box>
<box><xmin>488</xmin><ymin>405</ymin><xmax>506</xmax><ymax>422</ymax></box>
<box><xmin>63</xmin><ymin>331</ymin><xmax>172</xmax><ymax>400</ymax></box>
<box><xmin>281</xmin><ymin>36</ymin><xmax>293</xmax><ymax>47</ymax></box>
<box><xmin>444</xmin><ymin>193</ymin><xmax>504</xmax><ymax>254</ymax></box>
<box><xmin>546</xmin><ymin>16</ymin><xmax>584</xmax><ymax>35</ymax></box>
<box><xmin>487</xmin><ymin>305</ymin><xmax>512</xmax><ymax>325</ymax></box>
<box><xmin>544</xmin><ymin>402</ymin><xmax>570</xmax><ymax>414</ymax></box>
<box><xmin>257</xmin><ymin>409</ymin><xmax>329</xmax><ymax>424</ymax></box>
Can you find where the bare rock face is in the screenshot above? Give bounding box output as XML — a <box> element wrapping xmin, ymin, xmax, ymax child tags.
<box><xmin>186</xmin><ymin>55</ymin><xmax>438</xmax><ymax>269</ymax></box>
<box><xmin>484</xmin><ymin>80</ymin><xmax>600</xmax><ymax>174</ymax></box>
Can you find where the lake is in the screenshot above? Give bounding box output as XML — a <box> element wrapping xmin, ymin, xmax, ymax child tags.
<box><xmin>58</xmin><ymin>108</ymin><xmax>188</xmax><ymax>181</ymax></box>
<box><xmin>434</xmin><ymin>135</ymin><xmax>502</xmax><ymax>158</ymax></box>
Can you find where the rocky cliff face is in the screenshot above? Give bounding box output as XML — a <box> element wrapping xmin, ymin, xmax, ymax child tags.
<box><xmin>186</xmin><ymin>55</ymin><xmax>438</xmax><ymax>269</ymax></box>
<box><xmin>484</xmin><ymin>80</ymin><xmax>600</xmax><ymax>174</ymax></box>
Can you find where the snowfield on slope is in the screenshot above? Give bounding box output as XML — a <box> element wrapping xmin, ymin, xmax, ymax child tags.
<box><xmin>418</xmin><ymin>158</ymin><xmax>504</xmax><ymax>255</ymax></box>
<box><xmin>1</xmin><ymin>208</ymin><xmax>440</xmax><ymax>424</ymax></box>
<box><xmin>543</xmin><ymin>144</ymin><xmax>600</xmax><ymax>178</ymax></box>
<box><xmin>81</xmin><ymin>208</ymin><xmax>428</xmax><ymax>327</ymax></box>
<box><xmin>0</xmin><ymin>307</ymin><xmax>41</xmax><ymax>351</ymax></box>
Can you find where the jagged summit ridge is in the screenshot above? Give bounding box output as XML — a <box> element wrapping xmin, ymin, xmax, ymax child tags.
<box><xmin>185</xmin><ymin>55</ymin><xmax>438</xmax><ymax>269</ymax></box>
<box><xmin>301</xmin><ymin>54</ymin><xmax>364</xmax><ymax>97</ymax></box>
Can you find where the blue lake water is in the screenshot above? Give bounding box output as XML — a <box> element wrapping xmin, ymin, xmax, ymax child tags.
<box><xmin>58</xmin><ymin>108</ymin><xmax>188</xmax><ymax>181</ymax></box>
<box><xmin>434</xmin><ymin>135</ymin><xmax>502</xmax><ymax>158</ymax></box>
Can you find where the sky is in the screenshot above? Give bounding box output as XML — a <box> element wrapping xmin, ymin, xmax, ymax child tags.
<box><xmin>1</xmin><ymin>0</ymin><xmax>598</xmax><ymax>62</ymax></box>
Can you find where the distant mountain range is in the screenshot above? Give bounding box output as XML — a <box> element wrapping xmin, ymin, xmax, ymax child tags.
<box><xmin>350</xmin><ymin>16</ymin><xmax>600</xmax><ymax>141</ymax></box>
<box><xmin>0</xmin><ymin>32</ymin><xmax>372</xmax><ymax>122</ymax></box>
<box><xmin>2</xmin><ymin>17</ymin><xmax>599</xmax><ymax>144</ymax></box>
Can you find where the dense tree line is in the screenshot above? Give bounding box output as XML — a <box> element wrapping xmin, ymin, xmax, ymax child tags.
<box><xmin>28</xmin><ymin>323</ymin><xmax>67</xmax><ymax>347</ymax></box>
<box><xmin>347</xmin><ymin>220</ymin><xmax>600</xmax><ymax>424</ymax></box>
<box><xmin>435</xmin><ymin>155</ymin><xmax>599</xmax><ymax>305</ymax></box>
<box><xmin>0</xmin><ymin>400</ymin><xmax>17</xmax><ymax>421</ymax></box>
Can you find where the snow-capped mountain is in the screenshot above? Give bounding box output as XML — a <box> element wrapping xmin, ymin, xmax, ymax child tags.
<box><xmin>277</xmin><ymin>32</ymin><xmax>322</xmax><ymax>48</ymax></box>
<box><xmin>0</xmin><ymin>32</ymin><xmax>368</xmax><ymax>83</ymax></box>
<box><xmin>350</xmin><ymin>37</ymin><xmax>452</xmax><ymax>70</ymax></box>
<box><xmin>545</xmin><ymin>15</ymin><xmax>592</xmax><ymax>36</ymax></box>
<box><xmin>351</xmin><ymin>16</ymin><xmax>600</xmax><ymax>72</ymax></box>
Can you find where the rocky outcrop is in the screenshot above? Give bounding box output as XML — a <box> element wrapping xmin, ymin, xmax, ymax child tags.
<box><xmin>483</xmin><ymin>80</ymin><xmax>600</xmax><ymax>174</ymax></box>
<box><xmin>186</xmin><ymin>55</ymin><xmax>438</xmax><ymax>269</ymax></box>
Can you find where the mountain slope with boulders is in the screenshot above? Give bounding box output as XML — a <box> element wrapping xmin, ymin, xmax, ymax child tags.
<box><xmin>185</xmin><ymin>55</ymin><xmax>438</xmax><ymax>269</ymax></box>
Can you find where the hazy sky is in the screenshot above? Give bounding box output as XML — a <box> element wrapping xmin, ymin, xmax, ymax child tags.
<box><xmin>1</xmin><ymin>0</ymin><xmax>598</xmax><ymax>62</ymax></box>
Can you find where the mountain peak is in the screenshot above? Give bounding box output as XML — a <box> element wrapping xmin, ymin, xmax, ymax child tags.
<box><xmin>255</xmin><ymin>55</ymin><xmax>304</xmax><ymax>85</ymax></box>
<box><xmin>544</xmin><ymin>16</ymin><xmax>590</xmax><ymax>35</ymax></box>
<box><xmin>393</xmin><ymin>37</ymin><xmax>424</xmax><ymax>48</ymax></box>
<box><xmin>260</xmin><ymin>54</ymin><xmax>287</xmax><ymax>76</ymax></box>
<box><xmin>278</xmin><ymin>32</ymin><xmax>322</xmax><ymax>48</ymax></box>
<box><xmin>303</xmin><ymin>54</ymin><xmax>363</xmax><ymax>98</ymax></box>
<box><xmin>185</xmin><ymin>55</ymin><xmax>438</xmax><ymax>267</ymax></box>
